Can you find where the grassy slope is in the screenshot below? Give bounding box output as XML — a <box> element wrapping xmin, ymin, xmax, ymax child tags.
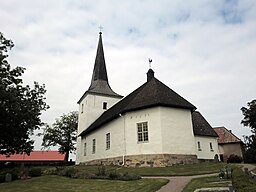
<box><xmin>0</xmin><ymin>175</ymin><xmax>169</xmax><ymax>192</ymax></box>
<box><xmin>76</xmin><ymin>162</ymin><xmax>225</xmax><ymax>176</ymax></box>
<box><xmin>182</xmin><ymin>176</ymin><xmax>231</xmax><ymax>192</ymax></box>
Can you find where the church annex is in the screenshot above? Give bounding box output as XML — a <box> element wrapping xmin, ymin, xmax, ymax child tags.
<box><xmin>76</xmin><ymin>32</ymin><xmax>219</xmax><ymax>167</ymax></box>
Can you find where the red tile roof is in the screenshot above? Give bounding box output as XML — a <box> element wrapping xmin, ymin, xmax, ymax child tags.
<box><xmin>0</xmin><ymin>151</ymin><xmax>66</xmax><ymax>161</ymax></box>
<box><xmin>213</xmin><ymin>127</ymin><xmax>242</xmax><ymax>144</ymax></box>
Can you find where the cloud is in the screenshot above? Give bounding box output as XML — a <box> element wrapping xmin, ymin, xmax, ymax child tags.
<box><xmin>1</xmin><ymin>0</ymin><xmax>256</xmax><ymax>152</ymax></box>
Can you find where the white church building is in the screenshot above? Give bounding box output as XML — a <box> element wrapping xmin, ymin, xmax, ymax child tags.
<box><xmin>76</xmin><ymin>32</ymin><xmax>219</xmax><ymax>167</ymax></box>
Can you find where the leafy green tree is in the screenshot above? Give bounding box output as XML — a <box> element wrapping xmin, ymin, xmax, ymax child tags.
<box><xmin>40</xmin><ymin>111</ymin><xmax>78</xmax><ymax>162</ymax></box>
<box><xmin>241</xmin><ymin>99</ymin><xmax>256</xmax><ymax>163</ymax></box>
<box><xmin>0</xmin><ymin>32</ymin><xmax>49</xmax><ymax>155</ymax></box>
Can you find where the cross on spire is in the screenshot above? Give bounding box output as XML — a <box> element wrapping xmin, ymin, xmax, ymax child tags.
<box><xmin>99</xmin><ymin>25</ymin><xmax>103</xmax><ymax>33</ymax></box>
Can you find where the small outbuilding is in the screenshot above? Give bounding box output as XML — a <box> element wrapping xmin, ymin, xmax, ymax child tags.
<box><xmin>0</xmin><ymin>151</ymin><xmax>66</xmax><ymax>166</ymax></box>
<box><xmin>213</xmin><ymin>126</ymin><xmax>244</xmax><ymax>162</ymax></box>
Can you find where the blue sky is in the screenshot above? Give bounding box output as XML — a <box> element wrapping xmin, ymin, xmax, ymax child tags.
<box><xmin>1</xmin><ymin>0</ymin><xmax>256</xmax><ymax>155</ymax></box>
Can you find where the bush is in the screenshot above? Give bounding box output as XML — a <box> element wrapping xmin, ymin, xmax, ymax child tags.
<box><xmin>244</xmin><ymin>148</ymin><xmax>256</xmax><ymax>163</ymax></box>
<box><xmin>108</xmin><ymin>171</ymin><xmax>141</xmax><ymax>181</ymax></box>
<box><xmin>227</xmin><ymin>154</ymin><xmax>243</xmax><ymax>163</ymax></box>
<box><xmin>57</xmin><ymin>166</ymin><xmax>77</xmax><ymax>178</ymax></box>
<box><xmin>0</xmin><ymin>168</ymin><xmax>20</xmax><ymax>183</ymax></box>
<box><xmin>96</xmin><ymin>165</ymin><xmax>106</xmax><ymax>176</ymax></box>
<box><xmin>0</xmin><ymin>173</ymin><xmax>5</xmax><ymax>183</ymax></box>
<box><xmin>109</xmin><ymin>171</ymin><xmax>118</xmax><ymax>180</ymax></box>
<box><xmin>232</xmin><ymin>167</ymin><xmax>256</xmax><ymax>192</ymax></box>
<box><xmin>42</xmin><ymin>167</ymin><xmax>58</xmax><ymax>175</ymax></box>
<box><xmin>29</xmin><ymin>168</ymin><xmax>42</xmax><ymax>177</ymax></box>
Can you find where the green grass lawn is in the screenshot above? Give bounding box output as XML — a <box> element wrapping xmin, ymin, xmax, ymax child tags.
<box><xmin>182</xmin><ymin>176</ymin><xmax>231</xmax><ymax>192</ymax></box>
<box><xmin>0</xmin><ymin>175</ymin><xmax>169</xmax><ymax>192</ymax></box>
<box><xmin>76</xmin><ymin>162</ymin><xmax>226</xmax><ymax>176</ymax></box>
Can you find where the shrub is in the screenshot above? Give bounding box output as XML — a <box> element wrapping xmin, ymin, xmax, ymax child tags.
<box><xmin>57</xmin><ymin>166</ymin><xmax>77</xmax><ymax>178</ymax></box>
<box><xmin>232</xmin><ymin>167</ymin><xmax>256</xmax><ymax>192</ymax></box>
<box><xmin>227</xmin><ymin>154</ymin><xmax>243</xmax><ymax>163</ymax></box>
<box><xmin>109</xmin><ymin>171</ymin><xmax>118</xmax><ymax>180</ymax></box>
<box><xmin>0</xmin><ymin>173</ymin><xmax>5</xmax><ymax>183</ymax></box>
<box><xmin>0</xmin><ymin>168</ymin><xmax>20</xmax><ymax>183</ymax></box>
<box><xmin>97</xmin><ymin>165</ymin><xmax>106</xmax><ymax>176</ymax></box>
<box><xmin>42</xmin><ymin>167</ymin><xmax>58</xmax><ymax>175</ymax></box>
<box><xmin>29</xmin><ymin>168</ymin><xmax>42</xmax><ymax>177</ymax></box>
<box><xmin>108</xmin><ymin>171</ymin><xmax>141</xmax><ymax>181</ymax></box>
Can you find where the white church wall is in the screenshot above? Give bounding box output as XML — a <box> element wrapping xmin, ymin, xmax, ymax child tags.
<box><xmin>78</xmin><ymin>118</ymin><xmax>124</xmax><ymax>163</ymax></box>
<box><xmin>160</xmin><ymin>107</ymin><xmax>196</xmax><ymax>155</ymax></box>
<box><xmin>78</xmin><ymin>94</ymin><xmax>121</xmax><ymax>134</ymax></box>
<box><xmin>76</xmin><ymin>94</ymin><xmax>121</xmax><ymax>164</ymax></box>
<box><xmin>194</xmin><ymin>136</ymin><xmax>219</xmax><ymax>160</ymax></box>
<box><xmin>124</xmin><ymin>108</ymin><xmax>163</xmax><ymax>156</ymax></box>
<box><xmin>76</xmin><ymin>137</ymin><xmax>82</xmax><ymax>164</ymax></box>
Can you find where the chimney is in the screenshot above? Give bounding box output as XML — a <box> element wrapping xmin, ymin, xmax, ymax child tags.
<box><xmin>147</xmin><ymin>69</ymin><xmax>154</xmax><ymax>82</ymax></box>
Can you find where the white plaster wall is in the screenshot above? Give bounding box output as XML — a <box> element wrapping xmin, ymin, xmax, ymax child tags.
<box><xmin>76</xmin><ymin>93</ymin><xmax>121</xmax><ymax>164</ymax></box>
<box><xmin>78</xmin><ymin>107</ymin><xmax>163</xmax><ymax>163</ymax></box>
<box><xmin>79</xmin><ymin>118</ymin><xmax>124</xmax><ymax>163</ymax></box>
<box><xmin>161</xmin><ymin>107</ymin><xmax>196</xmax><ymax>155</ymax></box>
<box><xmin>195</xmin><ymin>136</ymin><xmax>219</xmax><ymax>159</ymax></box>
<box><xmin>77</xmin><ymin>94</ymin><xmax>121</xmax><ymax>134</ymax></box>
<box><xmin>125</xmin><ymin>108</ymin><xmax>163</xmax><ymax>155</ymax></box>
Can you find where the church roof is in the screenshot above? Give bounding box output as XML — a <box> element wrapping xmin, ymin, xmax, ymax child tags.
<box><xmin>0</xmin><ymin>151</ymin><xmax>66</xmax><ymax>162</ymax></box>
<box><xmin>213</xmin><ymin>126</ymin><xmax>242</xmax><ymax>144</ymax></box>
<box><xmin>192</xmin><ymin>111</ymin><xmax>218</xmax><ymax>137</ymax></box>
<box><xmin>78</xmin><ymin>32</ymin><xmax>122</xmax><ymax>104</ymax></box>
<box><xmin>79</xmin><ymin>70</ymin><xmax>196</xmax><ymax>136</ymax></box>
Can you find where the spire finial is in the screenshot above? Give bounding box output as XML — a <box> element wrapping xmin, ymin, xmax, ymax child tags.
<box><xmin>148</xmin><ymin>58</ymin><xmax>152</xmax><ymax>69</ymax></box>
<box><xmin>99</xmin><ymin>25</ymin><xmax>103</xmax><ymax>34</ymax></box>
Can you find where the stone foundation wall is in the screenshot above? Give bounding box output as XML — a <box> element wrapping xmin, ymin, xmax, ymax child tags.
<box><xmin>80</xmin><ymin>154</ymin><xmax>198</xmax><ymax>167</ymax></box>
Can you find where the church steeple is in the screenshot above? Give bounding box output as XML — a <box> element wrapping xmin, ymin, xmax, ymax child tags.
<box><xmin>90</xmin><ymin>32</ymin><xmax>108</xmax><ymax>83</ymax></box>
<box><xmin>87</xmin><ymin>32</ymin><xmax>122</xmax><ymax>98</ymax></box>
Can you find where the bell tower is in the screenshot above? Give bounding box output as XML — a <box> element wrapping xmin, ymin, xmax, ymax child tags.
<box><xmin>76</xmin><ymin>32</ymin><xmax>122</xmax><ymax>164</ymax></box>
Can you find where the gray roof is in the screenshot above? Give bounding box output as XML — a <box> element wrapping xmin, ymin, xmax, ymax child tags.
<box><xmin>192</xmin><ymin>111</ymin><xmax>218</xmax><ymax>137</ymax></box>
<box><xmin>79</xmin><ymin>70</ymin><xmax>197</xmax><ymax>136</ymax></box>
<box><xmin>78</xmin><ymin>32</ymin><xmax>122</xmax><ymax>104</ymax></box>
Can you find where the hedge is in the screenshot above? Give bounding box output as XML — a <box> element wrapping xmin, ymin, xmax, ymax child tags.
<box><xmin>232</xmin><ymin>166</ymin><xmax>256</xmax><ymax>192</ymax></box>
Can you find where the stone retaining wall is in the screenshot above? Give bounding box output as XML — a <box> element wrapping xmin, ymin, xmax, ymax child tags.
<box><xmin>80</xmin><ymin>154</ymin><xmax>198</xmax><ymax>167</ymax></box>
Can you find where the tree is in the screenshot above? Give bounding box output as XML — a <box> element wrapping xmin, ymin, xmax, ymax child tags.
<box><xmin>40</xmin><ymin>111</ymin><xmax>78</xmax><ymax>162</ymax></box>
<box><xmin>241</xmin><ymin>99</ymin><xmax>256</xmax><ymax>163</ymax></box>
<box><xmin>0</xmin><ymin>32</ymin><xmax>49</xmax><ymax>155</ymax></box>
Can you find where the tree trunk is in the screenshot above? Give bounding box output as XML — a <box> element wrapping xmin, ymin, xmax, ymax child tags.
<box><xmin>64</xmin><ymin>151</ymin><xmax>69</xmax><ymax>163</ymax></box>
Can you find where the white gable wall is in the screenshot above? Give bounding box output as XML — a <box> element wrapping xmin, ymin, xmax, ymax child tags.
<box><xmin>78</xmin><ymin>94</ymin><xmax>121</xmax><ymax>134</ymax></box>
<box><xmin>125</xmin><ymin>108</ymin><xmax>163</xmax><ymax>155</ymax></box>
<box><xmin>76</xmin><ymin>94</ymin><xmax>121</xmax><ymax>164</ymax></box>
<box><xmin>194</xmin><ymin>136</ymin><xmax>219</xmax><ymax>160</ymax></box>
<box><xmin>78</xmin><ymin>118</ymin><xmax>124</xmax><ymax>163</ymax></box>
<box><xmin>161</xmin><ymin>107</ymin><xmax>196</xmax><ymax>155</ymax></box>
<box><xmin>77</xmin><ymin>106</ymin><xmax>202</xmax><ymax>165</ymax></box>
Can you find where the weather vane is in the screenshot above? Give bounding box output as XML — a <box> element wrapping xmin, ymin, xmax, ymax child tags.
<box><xmin>99</xmin><ymin>25</ymin><xmax>103</xmax><ymax>33</ymax></box>
<box><xmin>148</xmin><ymin>58</ymin><xmax>152</xmax><ymax>69</ymax></box>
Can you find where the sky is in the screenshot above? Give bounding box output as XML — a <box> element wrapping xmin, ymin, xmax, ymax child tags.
<box><xmin>1</xmin><ymin>0</ymin><xmax>256</xmax><ymax>157</ymax></box>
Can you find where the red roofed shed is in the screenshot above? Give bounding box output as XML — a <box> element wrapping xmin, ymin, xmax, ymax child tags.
<box><xmin>0</xmin><ymin>151</ymin><xmax>66</xmax><ymax>166</ymax></box>
<box><xmin>214</xmin><ymin>127</ymin><xmax>244</xmax><ymax>162</ymax></box>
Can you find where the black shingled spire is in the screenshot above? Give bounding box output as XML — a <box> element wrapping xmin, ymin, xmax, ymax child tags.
<box><xmin>90</xmin><ymin>32</ymin><xmax>108</xmax><ymax>83</ymax></box>
<box><xmin>86</xmin><ymin>32</ymin><xmax>122</xmax><ymax>98</ymax></box>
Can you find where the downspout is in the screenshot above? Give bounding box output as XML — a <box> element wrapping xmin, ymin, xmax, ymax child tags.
<box><xmin>119</xmin><ymin>114</ymin><xmax>126</xmax><ymax>166</ymax></box>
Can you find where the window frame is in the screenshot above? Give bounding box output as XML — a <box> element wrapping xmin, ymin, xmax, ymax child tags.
<box><xmin>137</xmin><ymin>122</ymin><xmax>149</xmax><ymax>143</ymax></box>
<box><xmin>83</xmin><ymin>142</ymin><xmax>87</xmax><ymax>156</ymax></box>
<box><xmin>106</xmin><ymin>133</ymin><xmax>110</xmax><ymax>150</ymax></box>
<box><xmin>103</xmin><ymin>102</ymin><xmax>107</xmax><ymax>110</ymax></box>
<box><xmin>92</xmin><ymin>139</ymin><xmax>96</xmax><ymax>154</ymax></box>
<box><xmin>197</xmin><ymin>141</ymin><xmax>202</xmax><ymax>151</ymax></box>
<box><xmin>210</xmin><ymin>142</ymin><xmax>214</xmax><ymax>151</ymax></box>
<box><xmin>81</xmin><ymin>103</ymin><xmax>84</xmax><ymax>114</ymax></box>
